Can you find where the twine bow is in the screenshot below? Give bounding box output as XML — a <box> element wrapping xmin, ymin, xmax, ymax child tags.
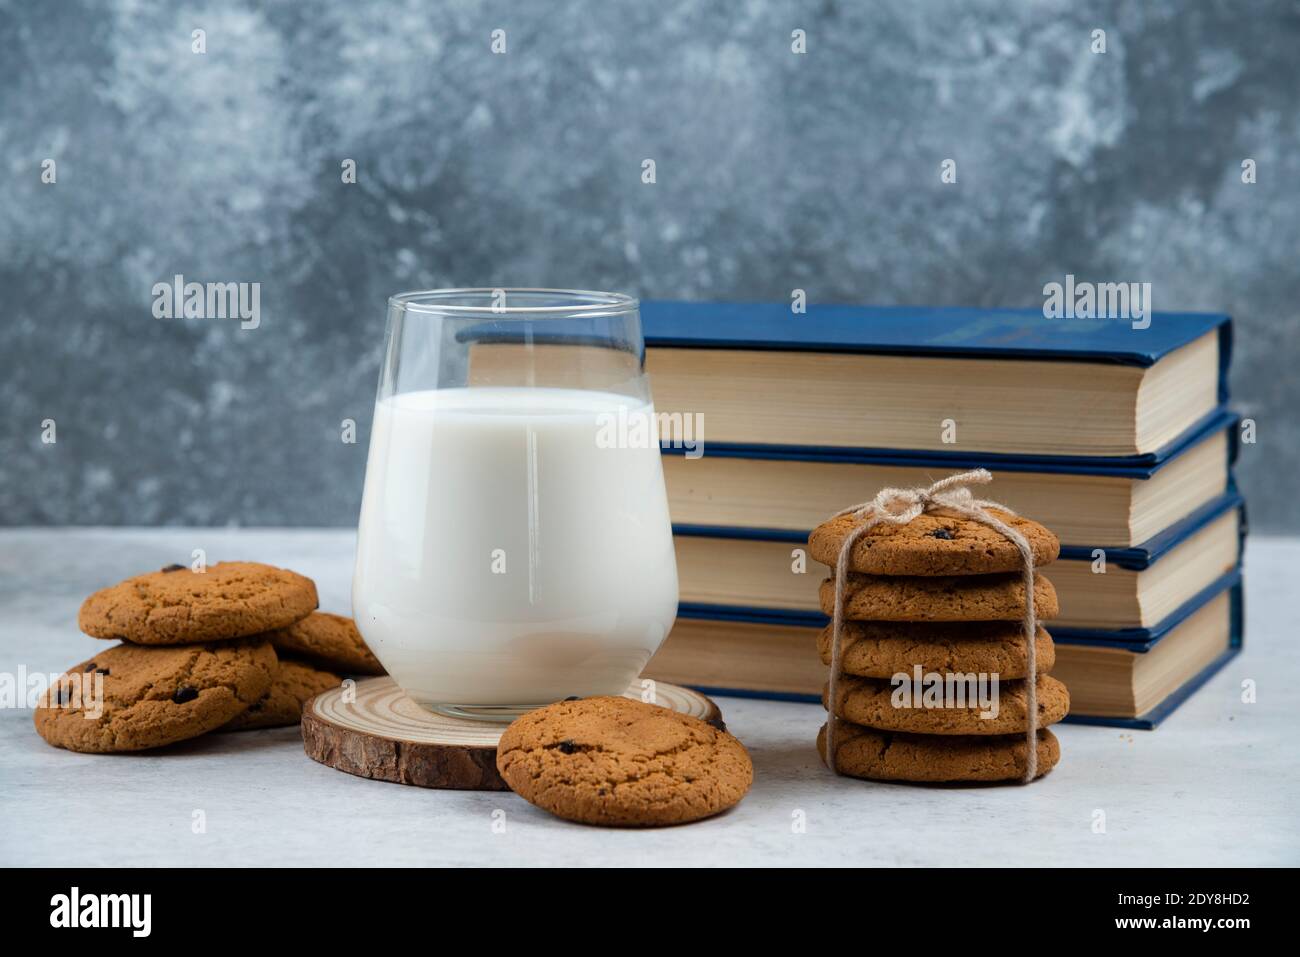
<box><xmin>823</xmin><ymin>469</ymin><xmax>1040</xmax><ymax>783</ymax></box>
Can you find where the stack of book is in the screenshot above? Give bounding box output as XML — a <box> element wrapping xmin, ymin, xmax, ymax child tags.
<box><xmin>640</xmin><ymin>300</ymin><xmax>1244</xmax><ymax>728</ymax></box>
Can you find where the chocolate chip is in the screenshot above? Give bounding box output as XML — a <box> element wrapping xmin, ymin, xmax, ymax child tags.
<box><xmin>930</xmin><ymin>529</ymin><xmax>954</xmax><ymax>540</ymax></box>
<box><xmin>706</xmin><ymin>717</ymin><xmax>727</xmax><ymax>733</ymax></box>
<box><xmin>557</xmin><ymin>739</ymin><xmax>578</xmax><ymax>754</ymax></box>
<box><xmin>160</xmin><ymin>563</ymin><xmax>185</xmax><ymax>572</ymax></box>
<box><xmin>172</xmin><ymin>686</ymin><xmax>199</xmax><ymax>704</ymax></box>
<box><xmin>562</xmin><ymin>696</ymin><xmax>581</xmax><ymax>701</ymax></box>
<box><xmin>56</xmin><ymin>685</ymin><xmax>73</xmax><ymax>705</ymax></box>
<box><xmin>84</xmin><ymin>663</ymin><xmax>97</xmax><ymax>672</ymax></box>
<box><xmin>96</xmin><ymin>668</ymin><xmax>109</xmax><ymax>676</ymax></box>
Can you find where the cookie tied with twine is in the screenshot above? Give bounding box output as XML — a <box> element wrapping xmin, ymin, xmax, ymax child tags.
<box><xmin>818</xmin><ymin>469</ymin><xmax>1058</xmax><ymax>784</ymax></box>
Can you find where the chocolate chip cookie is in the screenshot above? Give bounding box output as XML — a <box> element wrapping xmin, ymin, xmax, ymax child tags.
<box><xmin>496</xmin><ymin>696</ymin><xmax>752</xmax><ymax>827</ymax></box>
<box><xmin>809</xmin><ymin>507</ymin><xmax>1059</xmax><ymax>577</ymax></box>
<box><xmin>819</xmin><ymin>719</ymin><xmax>1060</xmax><ymax>783</ymax></box>
<box><xmin>223</xmin><ymin>657</ymin><xmax>340</xmax><ymax>731</ymax></box>
<box><xmin>266</xmin><ymin>612</ymin><xmax>384</xmax><ymax>676</ymax></box>
<box><xmin>79</xmin><ymin>561</ymin><xmax>318</xmax><ymax>645</ymax></box>
<box><xmin>824</xmin><ymin>673</ymin><xmax>1070</xmax><ymax>735</ymax></box>
<box><xmin>818</xmin><ymin>620</ymin><xmax>1055</xmax><ymax>679</ymax></box>
<box><xmin>818</xmin><ymin>571</ymin><xmax>1059</xmax><ymax>622</ymax></box>
<box><xmin>34</xmin><ymin>639</ymin><xmax>278</xmax><ymax>752</ymax></box>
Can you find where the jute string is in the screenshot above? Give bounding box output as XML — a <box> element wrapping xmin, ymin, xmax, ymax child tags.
<box><xmin>824</xmin><ymin>469</ymin><xmax>1040</xmax><ymax>784</ymax></box>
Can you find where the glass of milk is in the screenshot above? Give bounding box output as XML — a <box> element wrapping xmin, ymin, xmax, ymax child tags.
<box><xmin>353</xmin><ymin>289</ymin><xmax>679</xmax><ymax>720</ymax></box>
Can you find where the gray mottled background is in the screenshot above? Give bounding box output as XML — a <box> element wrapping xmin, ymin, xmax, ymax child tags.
<box><xmin>1</xmin><ymin>0</ymin><xmax>1297</xmax><ymax>529</ymax></box>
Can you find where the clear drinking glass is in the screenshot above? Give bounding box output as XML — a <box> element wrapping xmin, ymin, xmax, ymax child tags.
<box><xmin>353</xmin><ymin>289</ymin><xmax>679</xmax><ymax>720</ymax></box>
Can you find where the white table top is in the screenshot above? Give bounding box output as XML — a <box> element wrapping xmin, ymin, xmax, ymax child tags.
<box><xmin>2</xmin><ymin>529</ymin><xmax>1296</xmax><ymax>867</ymax></box>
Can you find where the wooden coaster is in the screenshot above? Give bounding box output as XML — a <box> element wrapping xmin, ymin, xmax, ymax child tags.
<box><xmin>301</xmin><ymin>676</ymin><xmax>723</xmax><ymax>791</ymax></box>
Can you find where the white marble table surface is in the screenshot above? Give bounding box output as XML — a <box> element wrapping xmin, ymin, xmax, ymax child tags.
<box><xmin>1</xmin><ymin>529</ymin><xmax>1296</xmax><ymax>867</ymax></box>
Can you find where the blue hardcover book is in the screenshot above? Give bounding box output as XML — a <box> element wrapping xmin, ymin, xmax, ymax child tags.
<box><xmin>641</xmin><ymin>299</ymin><xmax>1232</xmax><ymax>368</ymax></box>
<box><xmin>641</xmin><ymin>299</ymin><xmax>1232</xmax><ymax>462</ymax></box>
<box><xmin>659</xmin><ymin>407</ymin><xmax>1238</xmax><ymax>476</ymax></box>
<box><xmin>665</xmin><ymin>414</ymin><xmax>1239</xmax><ymax>552</ymax></box>
<box><xmin>671</xmin><ymin>489</ymin><xmax>1245</xmax><ymax>638</ymax></box>
<box><xmin>1052</xmin><ymin>571</ymin><xmax>1243</xmax><ymax>730</ymax></box>
<box><xmin>649</xmin><ymin>571</ymin><xmax>1244</xmax><ymax>730</ymax></box>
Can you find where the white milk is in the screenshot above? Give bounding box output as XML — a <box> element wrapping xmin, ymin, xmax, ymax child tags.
<box><xmin>353</xmin><ymin>387</ymin><xmax>679</xmax><ymax>713</ymax></box>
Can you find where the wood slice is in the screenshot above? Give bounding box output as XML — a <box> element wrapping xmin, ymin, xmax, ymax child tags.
<box><xmin>301</xmin><ymin>676</ymin><xmax>723</xmax><ymax>791</ymax></box>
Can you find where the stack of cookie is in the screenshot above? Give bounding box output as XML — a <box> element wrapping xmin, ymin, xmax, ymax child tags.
<box><xmin>808</xmin><ymin>509</ymin><xmax>1069</xmax><ymax>784</ymax></box>
<box><xmin>34</xmin><ymin>562</ymin><xmax>385</xmax><ymax>753</ymax></box>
